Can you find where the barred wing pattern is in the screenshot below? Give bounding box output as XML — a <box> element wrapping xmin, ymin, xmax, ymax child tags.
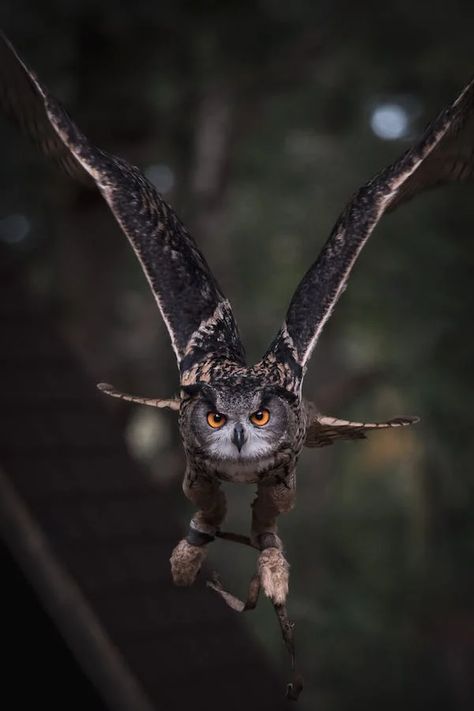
<box><xmin>305</xmin><ymin>411</ymin><xmax>419</xmax><ymax>448</ymax></box>
<box><xmin>97</xmin><ymin>383</ymin><xmax>180</xmax><ymax>410</ymax></box>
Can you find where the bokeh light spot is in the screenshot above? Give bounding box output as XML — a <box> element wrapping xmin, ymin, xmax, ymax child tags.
<box><xmin>0</xmin><ymin>213</ymin><xmax>31</xmax><ymax>244</ymax></box>
<box><xmin>145</xmin><ymin>163</ymin><xmax>175</xmax><ymax>194</ymax></box>
<box><xmin>370</xmin><ymin>103</ymin><xmax>409</xmax><ymax>140</ymax></box>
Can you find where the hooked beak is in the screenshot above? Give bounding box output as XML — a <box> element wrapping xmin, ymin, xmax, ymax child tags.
<box><xmin>231</xmin><ymin>423</ymin><xmax>246</xmax><ymax>452</ymax></box>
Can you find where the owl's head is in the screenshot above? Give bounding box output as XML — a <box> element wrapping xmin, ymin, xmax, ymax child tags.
<box><xmin>181</xmin><ymin>381</ymin><xmax>297</xmax><ymax>464</ymax></box>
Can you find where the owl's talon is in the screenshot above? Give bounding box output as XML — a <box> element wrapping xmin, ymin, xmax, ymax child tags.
<box><xmin>258</xmin><ymin>547</ymin><xmax>289</xmax><ymax>605</ymax></box>
<box><xmin>170</xmin><ymin>538</ymin><xmax>207</xmax><ymax>586</ymax></box>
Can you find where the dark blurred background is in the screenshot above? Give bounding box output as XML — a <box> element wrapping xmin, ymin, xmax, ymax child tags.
<box><xmin>1</xmin><ymin>1</ymin><xmax>473</xmax><ymax>709</ymax></box>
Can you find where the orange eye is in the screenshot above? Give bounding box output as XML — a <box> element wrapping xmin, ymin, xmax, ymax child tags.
<box><xmin>250</xmin><ymin>408</ymin><xmax>270</xmax><ymax>427</ymax></box>
<box><xmin>207</xmin><ymin>412</ymin><xmax>227</xmax><ymax>429</ymax></box>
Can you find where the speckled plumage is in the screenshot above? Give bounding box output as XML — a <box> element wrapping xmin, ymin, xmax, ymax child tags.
<box><xmin>2</xmin><ymin>31</ymin><xmax>473</xmax><ymax>696</ymax></box>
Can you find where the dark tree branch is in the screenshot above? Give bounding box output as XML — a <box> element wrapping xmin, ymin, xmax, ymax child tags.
<box><xmin>207</xmin><ymin>532</ymin><xmax>304</xmax><ymax>700</ymax></box>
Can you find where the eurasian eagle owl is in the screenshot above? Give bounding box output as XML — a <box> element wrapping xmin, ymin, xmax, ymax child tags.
<box><xmin>1</xmin><ymin>32</ymin><xmax>472</xmax><ymax>698</ymax></box>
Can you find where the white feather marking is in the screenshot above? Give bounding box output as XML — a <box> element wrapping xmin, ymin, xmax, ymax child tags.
<box><xmin>300</xmin><ymin>114</ymin><xmax>456</xmax><ymax>368</ymax></box>
<box><xmin>41</xmin><ymin>103</ymin><xmax>186</xmax><ymax>360</ymax></box>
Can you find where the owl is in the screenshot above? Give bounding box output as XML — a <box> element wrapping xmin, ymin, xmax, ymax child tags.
<box><xmin>1</xmin><ymin>32</ymin><xmax>473</xmax><ymax>699</ymax></box>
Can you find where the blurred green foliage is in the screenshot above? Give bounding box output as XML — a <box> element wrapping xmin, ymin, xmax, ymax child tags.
<box><xmin>1</xmin><ymin>1</ymin><xmax>473</xmax><ymax>709</ymax></box>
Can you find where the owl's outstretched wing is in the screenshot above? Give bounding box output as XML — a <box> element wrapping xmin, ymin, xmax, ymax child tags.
<box><xmin>0</xmin><ymin>33</ymin><xmax>89</xmax><ymax>183</ymax></box>
<box><xmin>265</xmin><ymin>77</ymin><xmax>474</xmax><ymax>376</ymax></box>
<box><xmin>304</xmin><ymin>410</ymin><xmax>419</xmax><ymax>448</ymax></box>
<box><xmin>0</xmin><ymin>33</ymin><xmax>245</xmax><ymax>375</ymax></box>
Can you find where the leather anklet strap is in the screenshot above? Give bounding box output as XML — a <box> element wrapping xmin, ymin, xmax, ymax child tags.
<box><xmin>186</xmin><ymin>527</ymin><xmax>215</xmax><ymax>547</ymax></box>
<box><xmin>257</xmin><ymin>532</ymin><xmax>280</xmax><ymax>550</ymax></box>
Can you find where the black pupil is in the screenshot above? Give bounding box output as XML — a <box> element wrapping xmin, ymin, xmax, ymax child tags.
<box><xmin>213</xmin><ymin>413</ymin><xmax>222</xmax><ymax>422</ymax></box>
<box><xmin>255</xmin><ymin>411</ymin><xmax>264</xmax><ymax>420</ymax></box>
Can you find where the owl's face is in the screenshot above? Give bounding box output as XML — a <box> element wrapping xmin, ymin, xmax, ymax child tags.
<box><xmin>182</xmin><ymin>383</ymin><xmax>296</xmax><ymax>464</ymax></box>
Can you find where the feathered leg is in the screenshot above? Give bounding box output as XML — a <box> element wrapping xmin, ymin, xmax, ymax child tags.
<box><xmin>251</xmin><ymin>470</ymin><xmax>295</xmax><ymax>605</ymax></box>
<box><xmin>170</xmin><ymin>470</ymin><xmax>227</xmax><ymax>586</ymax></box>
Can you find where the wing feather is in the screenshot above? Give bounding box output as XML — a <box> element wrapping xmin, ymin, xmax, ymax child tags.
<box><xmin>97</xmin><ymin>383</ymin><xmax>180</xmax><ymax>410</ymax></box>
<box><xmin>305</xmin><ymin>409</ymin><xmax>419</xmax><ymax>448</ymax></box>
<box><xmin>0</xmin><ymin>33</ymin><xmax>245</xmax><ymax>374</ymax></box>
<box><xmin>266</xmin><ymin>78</ymin><xmax>474</xmax><ymax>373</ymax></box>
<box><xmin>0</xmin><ymin>33</ymin><xmax>89</xmax><ymax>183</ymax></box>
